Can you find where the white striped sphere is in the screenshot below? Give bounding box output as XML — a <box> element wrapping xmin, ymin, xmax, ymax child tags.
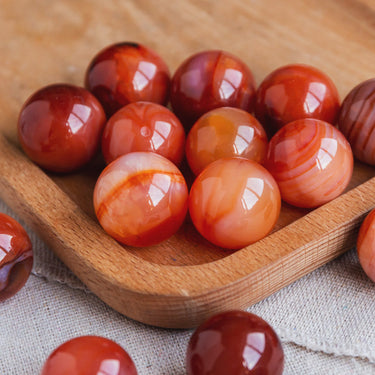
<box><xmin>94</xmin><ymin>152</ymin><xmax>188</xmax><ymax>247</ymax></box>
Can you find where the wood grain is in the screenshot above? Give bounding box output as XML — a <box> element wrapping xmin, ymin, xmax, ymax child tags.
<box><xmin>0</xmin><ymin>0</ymin><xmax>375</xmax><ymax>327</ymax></box>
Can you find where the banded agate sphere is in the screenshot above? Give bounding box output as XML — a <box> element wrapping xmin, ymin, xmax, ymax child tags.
<box><xmin>255</xmin><ymin>64</ymin><xmax>340</xmax><ymax>134</ymax></box>
<box><xmin>186</xmin><ymin>107</ymin><xmax>268</xmax><ymax>175</ymax></box>
<box><xmin>94</xmin><ymin>152</ymin><xmax>188</xmax><ymax>247</ymax></box>
<box><xmin>41</xmin><ymin>336</ymin><xmax>137</xmax><ymax>375</ymax></box>
<box><xmin>189</xmin><ymin>158</ymin><xmax>280</xmax><ymax>249</ymax></box>
<box><xmin>0</xmin><ymin>213</ymin><xmax>33</xmax><ymax>302</ymax></box>
<box><xmin>85</xmin><ymin>42</ymin><xmax>170</xmax><ymax>116</ymax></box>
<box><xmin>357</xmin><ymin>209</ymin><xmax>375</xmax><ymax>282</ymax></box>
<box><xmin>102</xmin><ymin>101</ymin><xmax>185</xmax><ymax>165</ymax></box>
<box><xmin>18</xmin><ymin>84</ymin><xmax>106</xmax><ymax>173</ymax></box>
<box><xmin>338</xmin><ymin>78</ymin><xmax>375</xmax><ymax>165</ymax></box>
<box><xmin>186</xmin><ymin>310</ymin><xmax>284</xmax><ymax>375</ymax></box>
<box><xmin>171</xmin><ymin>50</ymin><xmax>256</xmax><ymax>128</ymax></box>
<box><xmin>265</xmin><ymin>119</ymin><xmax>353</xmax><ymax>208</ymax></box>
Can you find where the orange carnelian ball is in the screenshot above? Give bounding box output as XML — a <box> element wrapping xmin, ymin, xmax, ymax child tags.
<box><xmin>189</xmin><ymin>158</ymin><xmax>281</xmax><ymax>249</ymax></box>
<box><xmin>338</xmin><ymin>79</ymin><xmax>375</xmax><ymax>166</ymax></box>
<box><xmin>85</xmin><ymin>42</ymin><xmax>170</xmax><ymax>117</ymax></box>
<box><xmin>265</xmin><ymin>119</ymin><xmax>353</xmax><ymax>208</ymax></box>
<box><xmin>186</xmin><ymin>107</ymin><xmax>268</xmax><ymax>175</ymax></box>
<box><xmin>41</xmin><ymin>336</ymin><xmax>137</xmax><ymax>375</ymax></box>
<box><xmin>94</xmin><ymin>152</ymin><xmax>188</xmax><ymax>247</ymax></box>
<box><xmin>18</xmin><ymin>84</ymin><xmax>106</xmax><ymax>173</ymax></box>
<box><xmin>171</xmin><ymin>50</ymin><xmax>256</xmax><ymax>128</ymax></box>
<box><xmin>102</xmin><ymin>101</ymin><xmax>185</xmax><ymax>165</ymax></box>
<box><xmin>357</xmin><ymin>209</ymin><xmax>375</xmax><ymax>282</ymax></box>
<box><xmin>255</xmin><ymin>64</ymin><xmax>340</xmax><ymax>135</ymax></box>
<box><xmin>0</xmin><ymin>213</ymin><xmax>33</xmax><ymax>302</ymax></box>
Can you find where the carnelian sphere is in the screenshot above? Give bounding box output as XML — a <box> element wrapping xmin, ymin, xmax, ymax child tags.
<box><xmin>186</xmin><ymin>310</ymin><xmax>284</xmax><ymax>375</ymax></box>
<box><xmin>255</xmin><ymin>64</ymin><xmax>340</xmax><ymax>134</ymax></box>
<box><xmin>94</xmin><ymin>152</ymin><xmax>188</xmax><ymax>247</ymax></box>
<box><xmin>265</xmin><ymin>119</ymin><xmax>353</xmax><ymax>208</ymax></box>
<box><xmin>357</xmin><ymin>209</ymin><xmax>375</xmax><ymax>282</ymax></box>
<box><xmin>171</xmin><ymin>50</ymin><xmax>256</xmax><ymax>128</ymax></box>
<box><xmin>0</xmin><ymin>213</ymin><xmax>33</xmax><ymax>302</ymax></box>
<box><xmin>186</xmin><ymin>107</ymin><xmax>268</xmax><ymax>175</ymax></box>
<box><xmin>18</xmin><ymin>84</ymin><xmax>106</xmax><ymax>173</ymax></box>
<box><xmin>102</xmin><ymin>101</ymin><xmax>185</xmax><ymax>165</ymax></box>
<box><xmin>41</xmin><ymin>336</ymin><xmax>137</xmax><ymax>375</ymax></box>
<box><xmin>85</xmin><ymin>42</ymin><xmax>170</xmax><ymax>116</ymax></box>
<box><xmin>189</xmin><ymin>158</ymin><xmax>280</xmax><ymax>249</ymax></box>
<box><xmin>338</xmin><ymin>78</ymin><xmax>375</xmax><ymax>165</ymax></box>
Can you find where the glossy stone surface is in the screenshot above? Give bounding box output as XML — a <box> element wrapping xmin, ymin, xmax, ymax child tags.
<box><xmin>357</xmin><ymin>209</ymin><xmax>375</xmax><ymax>282</ymax></box>
<box><xmin>18</xmin><ymin>84</ymin><xmax>106</xmax><ymax>173</ymax></box>
<box><xmin>186</xmin><ymin>310</ymin><xmax>284</xmax><ymax>375</ymax></box>
<box><xmin>186</xmin><ymin>107</ymin><xmax>268</xmax><ymax>175</ymax></box>
<box><xmin>94</xmin><ymin>152</ymin><xmax>188</xmax><ymax>247</ymax></box>
<box><xmin>189</xmin><ymin>158</ymin><xmax>280</xmax><ymax>249</ymax></box>
<box><xmin>265</xmin><ymin>119</ymin><xmax>353</xmax><ymax>208</ymax></box>
<box><xmin>85</xmin><ymin>42</ymin><xmax>170</xmax><ymax>116</ymax></box>
<box><xmin>338</xmin><ymin>78</ymin><xmax>375</xmax><ymax>166</ymax></box>
<box><xmin>171</xmin><ymin>50</ymin><xmax>256</xmax><ymax>128</ymax></box>
<box><xmin>41</xmin><ymin>336</ymin><xmax>137</xmax><ymax>375</ymax></box>
<box><xmin>102</xmin><ymin>101</ymin><xmax>185</xmax><ymax>165</ymax></box>
<box><xmin>255</xmin><ymin>64</ymin><xmax>340</xmax><ymax>134</ymax></box>
<box><xmin>0</xmin><ymin>213</ymin><xmax>32</xmax><ymax>302</ymax></box>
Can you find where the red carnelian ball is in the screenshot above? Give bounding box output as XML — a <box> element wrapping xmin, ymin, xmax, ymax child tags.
<box><xmin>171</xmin><ymin>50</ymin><xmax>256</xmax><ymax>128</ymax></box>
<box><xmin>338</xmin><ymin>78</ymin><xmax>375</xmax><ymax>165</ymax></box>
<box><xmin>255</xmin><ymin>64</ymin><xmax>340</xmax><ymax>134</ymax></box>
<box><xmin>102</xmin><ymin>101</ymin><xmax>185</xmax><ymax>165</ymax></box>
<box><xmin>189</xmin><ymin>158</ymin><xmax>280</xmax><ymax>249</ymax></box>
<box><xmin>265</xmin><ymin>119</ymin><xmax>353</xmax><ymax>208</ymax></box>
<box><xmin>85</xmin><ymin>42</ymin><xmax>170</xmax><ymax>116</ymax></box>
<box><xmin>94</xmin><ymin>152</ymin><xmax>188</xmax><ymax>247</ymax></box>
<box><xmin>357</xmin><ymin>209</ymin><xmax>375</xmax><ymax>282</ymax></box>
<box><xmin>186</xmin><ymin>310</ymin><xmax>284</xmax><ymax>375</ymax></box>
<box><xmin>0</xmin><ymin>213</ymin><xmax>33</xmax><ymax>302</ymax></box>
<box><xmin>41</xmin><ymin>336</ymin><xmax>137</xmax><ymax>375</ymax></box>
<box><xmin>186</xmin><ymin>107</ymin><xmax>267</xmax><ymax>175</ymax></box>
<box><xmin>18</xmin><ymin>84</ymin><xmax>106</xmax><ymax>173</ymax></box>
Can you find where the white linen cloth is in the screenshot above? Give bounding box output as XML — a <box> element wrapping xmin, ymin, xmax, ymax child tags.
<box><xmin>0</xmin><ymin>199</ymin><xmax>375</xmax><ymax>374</ymax></box>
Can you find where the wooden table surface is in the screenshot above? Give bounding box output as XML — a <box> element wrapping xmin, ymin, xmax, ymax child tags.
<box><xmin>1</xmin><ymin>0</ymin><xmax>375</xmax><ymax>141</ymax></box>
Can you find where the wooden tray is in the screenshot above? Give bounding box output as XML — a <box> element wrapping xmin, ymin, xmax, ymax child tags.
<box><xmin>1</xmin><ymin>0</ymin><xmax>375</xmax><ymax>328</ymax></box>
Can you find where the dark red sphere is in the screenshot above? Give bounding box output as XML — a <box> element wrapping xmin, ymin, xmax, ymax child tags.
<box><xmin>41</xmin><ymin>336</ymin><xmax>137</xmax><ymax>375</ymax></box>
<box><xmin>338</xmin><ymin>78</ymin><xmax>375</xmax><ymax>165</ymax></box>
<box><xmin>18</xmin><ymin>84</ymin><xmax>106</xmax><ymax>173</ymax></box>
<box><xmin>171</xmin><ymin>50</ymin><xmax>256</xmax><ymax>128</ymax></box>
<box><xmin>255</xmin><ymin>64</ymin><xmax>340</xmax><ymax>134</ymax></box>
<box><xmin>186</xmin><ymin>310</ymin><xmax>284</xmax><ymax>375</ymax></box>
<box><xmin>102</xmin><ymin>101</ymin><xmax>185</xmax><ymax>165</ymax></box>
<box><xmin>85</xmin><ymin>42</ymin><xmax>170</xmax><ymax>116</ymax></box>
<box><xmin>0</xmin><ymin>213</ymin><xmax>33</xmax><ymax>302</ymax></box>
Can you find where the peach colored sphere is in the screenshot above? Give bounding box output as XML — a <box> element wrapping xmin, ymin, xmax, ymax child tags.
<box><xmin>94</xmin><ymin>152</ymin><xmax>188</xmax><ymax>247</ymax></box>
<box><xmin>102</xmin><ymin>101</ymin><xmax>185</xmax><ymax>165</ymax></box>
<box><xmin>186</xmin><ymin>107</ymin><xmax>268</xmax><ymax>175</ymax></box>
<box><xmin>357</xmin><ymin>209</ymin><xmax>375</xmax><ymax>282</ymax></box>
<box><xmin>265</xmin><ymin>119</ymin><xmax>353</xmax><ymax>208</ymax></box>
<box><xmin>189</xmin><ymin>157</ymin><xmax>281</xmax><ymax>249</ymax></box>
